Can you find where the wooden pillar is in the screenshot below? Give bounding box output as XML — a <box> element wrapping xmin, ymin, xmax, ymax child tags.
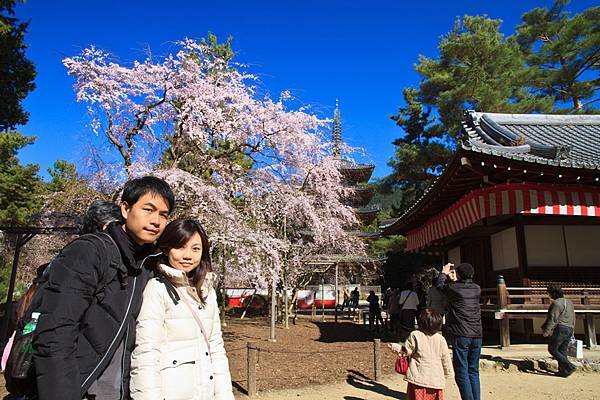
<box><xmin>373</xmin><ymin>338</ymin><xmax>382</xmax><ymax>382</ymax></box>
<box><xmin>247</xmin><ymin>342</ymin><xmax>258</xmax><ymax>397</ymax></box>
<box><xmin>321</xmin><ymin>276</ymin><xmax>325</xmax><ymax>322</ymax></box>
<box><xmin>497</xmin><ymin>275</ymin><xmax>510</xmax><ymax>348</ymax></box>
<box><xmin>334</xmin><ymin>264</ymin><xmax>339</xmax><ymax>323</ymax></box>
<box><xmin>1</xmin><ymin>234</ymin><xmax>25</xmax><ymax>344</ymax></box>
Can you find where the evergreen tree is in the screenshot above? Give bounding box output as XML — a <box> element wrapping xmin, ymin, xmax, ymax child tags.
<box><xmin>0</xmin><ymin>0</ymin><xmax>36</xmax><ymax>131</ymax></box>
<box><xmin>0</xmin><ymin>132</ymin><xmax>42</xmax><ymax>225</ymax></box>
<box><xmin>415</xmin><ymin>15</ymin><xmax>552</xmax><ymax>138</ymax></box>
<box><xmin>387</xmin><ymin>87</ymin><xmax>453</xmax><ymax>211</ymax></box>
<box><xmin>46</xmin><ymin>160</ymin><xmax>78</xmax><ymax>193</ymax></box>
<box><xmin>516</xmin><ymin>0</ymin><xmax>599</xmax><ymax>111</ymax></box>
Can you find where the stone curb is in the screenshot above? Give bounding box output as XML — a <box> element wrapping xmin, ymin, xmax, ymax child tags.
<box><xmin>479</xmin><ymin>357</ymin><xmax>600</xmax><ymax>373</ymax></box>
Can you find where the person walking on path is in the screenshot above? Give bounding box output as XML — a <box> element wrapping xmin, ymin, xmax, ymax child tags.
<box><xmin>436</xmin><ymin>263</ymin><xmax>482</xmax><ymax>400</ymax></box>
<box><xmin>542</xmin><ymin>284</ymin><xmax>576</xmax><ymax>377</ymax></box>
<box><xmin>387</xmin><ymin>288</ymin><xmax>401</xmax><ymax>334</ymax></box>
<box><xmin>32</xmin><ymin>176</ymin><xmax>174</xmax><ymax>400</ymax></box>
<box><xmin>389</xmin><ymin>309</ymin><xmax>454</xmax><ymax>400</ymax></box>
<box><xmin>130</xmin><ymin>219</ymin><xmax>234</xmax><ymax>399</ymax></box>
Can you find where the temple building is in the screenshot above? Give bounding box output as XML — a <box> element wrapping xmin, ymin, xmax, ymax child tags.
<box><xmin>380</xmin><ymin>111</ymin><xmax>600</xmax><ymax>347</ymax></box>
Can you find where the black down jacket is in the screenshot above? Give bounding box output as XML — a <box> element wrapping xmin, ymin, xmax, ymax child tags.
<box><xmin>436</xmin><ymin>273</ymin><xmax>482</xmax><ymax>338</ymax></box>
<box><xmin>32</xmin><ymin>227</ymin><xmax>160</xmax><ymax>400</ymax></box>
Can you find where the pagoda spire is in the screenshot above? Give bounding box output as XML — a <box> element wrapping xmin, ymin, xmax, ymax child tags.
<box><xmin>332</xmin><ymin>99</ymin><xmax>342</xmax><ymax>157</ymax></box>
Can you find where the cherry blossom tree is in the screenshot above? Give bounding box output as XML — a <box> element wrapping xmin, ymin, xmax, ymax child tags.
<box><xmin>63</xmin><ymin>38</ymin><xmax>365</xmax><ymax>290</ymax></box>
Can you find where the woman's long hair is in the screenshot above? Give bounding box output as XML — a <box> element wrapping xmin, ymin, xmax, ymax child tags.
<box><xmin>157</xmin><ymin>218</ymin><xmax>212</xmax><ymax>299</ymax></box>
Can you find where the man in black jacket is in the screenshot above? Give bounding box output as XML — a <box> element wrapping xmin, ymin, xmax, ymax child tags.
<box><xmin>436</xmin><ymin>262</ymin><xmax>482</xmax><ymax>400</ymax></box>
<box><xmin>33</xmin><ymin>176</ymin><xmax>174</xmax><ymax>400</ymax></box>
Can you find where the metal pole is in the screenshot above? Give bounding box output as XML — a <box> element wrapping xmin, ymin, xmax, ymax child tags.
<box><xmin>269</xmin><ymin>272</ymin><xmax>277</xmax><ymax>342</ymax></box>
<box><xmin>1</xmin><ymin>234</ymin><xmax>23</xmax><ymax>344</ymax></box>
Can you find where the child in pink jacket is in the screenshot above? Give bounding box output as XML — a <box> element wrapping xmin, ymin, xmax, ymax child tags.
<box><xmin>389</xmin><ymin>309</ymin><xmax>454</xmax><ymax>400</ymax></box>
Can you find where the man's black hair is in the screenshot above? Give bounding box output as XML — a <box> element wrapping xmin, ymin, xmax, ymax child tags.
<box><xmin>547</xmin><ymin>284</ymin><xmax>564</xmax><ymax>299</ymax></box>
<box><xmin>82</xmin><ymin>200</ymin><xmax>124</xmax><ymax>234</ymax></box>
<box><xmin>456</xmin><ymin>263</ymin><xmax>475</xmax><ymax>280</ymax></box>
<box><xmin>121</xmin><ymin>176</ymin><xmax>175</xmax><ymax>213</ymax></box>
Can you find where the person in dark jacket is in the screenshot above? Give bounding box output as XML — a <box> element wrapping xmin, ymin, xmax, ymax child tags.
<box><xmin>32</xmin><ymin>176</ymin><xmax>174</xmax><ymax>400</ymax></box>
<box><xmin>436</xmin><ymin>262</ymin><xmax>482</xmax><ymax>400</ymax></box>
<box><xmin>366</xmin><ymin>290</ymin><xmax>384</xmax><ymax>330</ymax></box>
<box><xmin>542</xmin><ymin>284</ymin><xmax>576</xmax><ymax>377</ymax></box>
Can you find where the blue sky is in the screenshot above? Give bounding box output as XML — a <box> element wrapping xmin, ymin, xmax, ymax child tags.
<box><xmin>14</xmin><ymin>0</ymin><xmax>598</xmax><ymax>180</ymax></box>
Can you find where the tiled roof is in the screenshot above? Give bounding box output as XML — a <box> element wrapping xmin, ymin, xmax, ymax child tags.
<box><xmin>380</xmin><ymin>111</ymin><xmax>600</xmax><ymax>235</ymax></box>
<box><xmin>462</xmin><ymin>111</ymin><xmax>600</xmax><ymax>170</ymax></box>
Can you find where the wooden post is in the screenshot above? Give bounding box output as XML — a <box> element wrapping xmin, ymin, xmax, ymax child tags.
<box><xmin>584</xmin><ymin>314</ymin><xmax>597</xmax><ymax>349</ymax></box>
<box><xmin>269</xmin><ymin>275</ymin><xmax>276</xmax><ymax>342</ymax></box>
<box><xmin>334</xmin><ymin>264</ymin><xmax>339</xmax><ymax>323</ymax></box>
<box><xmin>373</xmin><ymin>338</ymin><xmax>381</xmax><ymax>382</ymax></box>
<box><xmin>247</xmin><ymin>342</ymin><xmax>258</xmax><ymax>397</ymax></box>
<box><xmin>321</xmin><ymin>276</ymin><xmax>325</xmax><ymax>322</ymax></box>
<box><xmin>1</xmin><ymin>234</ymin><xmax>23</xmax><ymax>344</ymax></box>
<box><xmin>497</xmin><ymin>275</ymin><xmax>510</xmax><ymax>348</ymax></box>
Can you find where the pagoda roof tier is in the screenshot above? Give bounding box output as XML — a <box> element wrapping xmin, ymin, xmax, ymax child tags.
<box><xmin>337</xmin><ymin>159</ymin><xmax>375</xmax><ymax>185</ymax></box>
<box><xmin>344</xmin><ymin>186</ymin><xmax>375</xmax><ymax>208</ymax></box>
<box><xmin>354</xmin><ymin>207</ymin><xmax>380</xmax><ymax>225</ymax></box>
<box><xmin>381</xmin><ymin>111</ymin><xmax>600</xmax><ymax>236</ymax></box>
<box><xmin>347</xmin><ymin>230</ymin><xmax>381</xmax><ymax>239</ymax></box>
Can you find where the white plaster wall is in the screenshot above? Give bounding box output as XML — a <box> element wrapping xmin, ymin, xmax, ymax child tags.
<box><xmin>564</xmin><ymin>225</ymin><xmax>600</xmax><ymax>267</ymax></box>
<box><xmin>524</xmin><ymin>225</ymin><xmax>567</xmax><ymax>267</ymax></box>
<box><xmin>448</xmin><ymin>246</ymin><xmax>461</xmax><ymax>265</ymax></box>
<box><xmin>491</xmin><ymin>227</ymin><xmax>519</xmax><ymax>271</ymax></box>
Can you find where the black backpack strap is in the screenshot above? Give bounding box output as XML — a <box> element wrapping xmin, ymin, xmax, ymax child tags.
<box><xmin>156</xmin><ymin>274</ymin><xmax>180</xmax><ymax>305</ymax></box>
<box><xmin>76</xmin><ymin>232</ymin><xmax>123</xmax><ymax>295</ymax></box>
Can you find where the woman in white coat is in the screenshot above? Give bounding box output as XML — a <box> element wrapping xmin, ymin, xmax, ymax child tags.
<box><xmin>130</xmin><ymin>218</ymin><xmax>234</xmax><ymax>400</ymax></box>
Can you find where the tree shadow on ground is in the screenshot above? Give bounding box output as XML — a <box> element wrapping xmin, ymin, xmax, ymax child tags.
<box><xmin>314</xmin><ymin>321</ymin><xmax>391</xmax><ymax>343</ymax></box>
<box><xmin>345</xmin><ymin>369</ymin><xmax>406</xmax><ymax>399</ymax></box>
<box><xmin>231</xmin><ymin>380</ymin><xmax>247</xmax><ymax>395</ymax></box>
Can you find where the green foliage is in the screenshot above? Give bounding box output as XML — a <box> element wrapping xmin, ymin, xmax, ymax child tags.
<box><xmin>415</xmin><ymin>15</ymin><xmax>552</xmax><ymax>138</ymax></box>
<box><xmin>46</xmin><ymin>159</ymin><xmax>78</xmax><ymax>193</ymax></box>
<box><xmin>0</xmin><ymin>131</ymin><xmax>42</xmax><ymax>225</ymax></box>
<box><xmin>0</xmin><ymin>263</ymin><xmax>26</xmax><ymax>302</ymax></box>
<box><xmin>0</xmin><ymin>0</ymin><xmax>36</xmax><ymax>131</ymax></box>
<box><xmin>386</xmin><ymin>88</ymin><xmax>453</xmax><ymax>211</ymax></box>
<box><xmin>386</xmin><ymin>5</ymin><xmax>596</xmax><ymax>217</ymax></box>
<box><xmin>516</xmin><ymin>0</ymin><xmax>600</xmax><ymax>111</ymax></box>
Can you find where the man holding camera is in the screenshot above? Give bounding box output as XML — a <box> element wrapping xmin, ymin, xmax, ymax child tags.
<box><xmin>436</xmin><ymin>262</ymin><xmax>482</xmax><ymax>400</ymax></box>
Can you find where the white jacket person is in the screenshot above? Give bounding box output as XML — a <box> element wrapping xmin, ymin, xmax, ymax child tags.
<box><xmin>130</xmin><ymin>264</ymin><xmax>234</xmax><ymax>400</ymax></box>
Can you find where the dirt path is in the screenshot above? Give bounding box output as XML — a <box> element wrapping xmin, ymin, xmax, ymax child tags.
<box><xmin>246</xmin><ymin>370</ymin><xmax>600</xmax><ymax>400</ymax></box>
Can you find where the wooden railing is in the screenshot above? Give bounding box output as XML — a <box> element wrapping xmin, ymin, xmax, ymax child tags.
<box><xmin>481</xmin><ymin>275</ymin><xmax>600</xmax><ymax>349</ymax></box>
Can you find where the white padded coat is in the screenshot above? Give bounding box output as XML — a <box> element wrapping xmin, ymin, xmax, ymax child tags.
<box><xmin>130</xmin><ymin>265</ymin><xmax>234</xmax><ymax>400</ymax></box>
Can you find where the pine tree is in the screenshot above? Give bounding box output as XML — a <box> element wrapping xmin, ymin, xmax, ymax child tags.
<box><xmin>0</xmin><ymin>132</ymin><xmax>42</xmax><ymax>225</ymax></box>
<box><xmin>0</xmin><ymin>0</ymin><xmax>36</xmax><ymax>131</ymax></box>
<box><xmin>516</xmin><ymin>0</ymin><xmax>599</xmax><ymax>111</ymax></box>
